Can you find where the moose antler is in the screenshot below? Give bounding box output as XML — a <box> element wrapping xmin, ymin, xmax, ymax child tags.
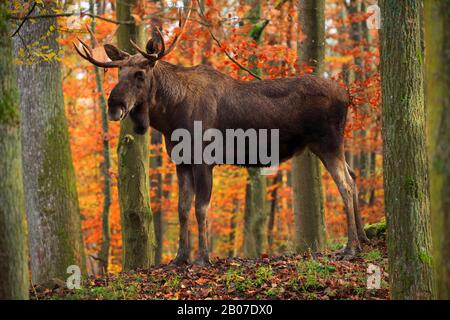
<box><xmin>131</xmin><ymin>1</ymin><xmax>193</xmax><ymax>61</ymax></box>
<box><xmin>161</xmin><ymin>5</ymin><xmax>192</xmax><ymax>58</ymax></box>
<box><xmin>130</xmin><ymin>39</ymin><xmax>158</xmax><ymax>60</ymax></box>
<box><xmin>74</xmin><ymin>27</ymin><xmax>130</xmax><ymax>68</ymax></box>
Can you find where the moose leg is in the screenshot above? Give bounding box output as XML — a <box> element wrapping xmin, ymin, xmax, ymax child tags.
<box><xmin>192</xmin><ymin>165</ymin><xmax>213</xmax><ymax>266</ymax></box>
<box><xmin>322</xmin><ymin>153</ymin><xmax>361</xmax><ymax>259</ymax></box>
<box><xmin>129</xmin><ymin>102</ymin><xmax>150</xmax><ymax>135</ymax></box>
<box><xmin>171</xmin><ymin>165</ymin><xmax>195</xmax><ymax>266</ymax></box>
<box><xmin>346</xmin><ymin>163</ymin><xmax>370</xmax><ymax>243</ymax></box>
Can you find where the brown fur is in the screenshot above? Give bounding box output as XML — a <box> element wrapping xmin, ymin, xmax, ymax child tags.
<box><xmin>106</xmin><ymin>59</ymin><xmax>368</xmax><ymax>264</ymax></box>
<box><xmin>76</xmin><ymin>36</ymin><xmax>368</xmax><ymax>265</ymax></box>
<box><xmin>109</xmin><ymin>60</ymin><xmax>350</xmax><ymax>165</ymax></box>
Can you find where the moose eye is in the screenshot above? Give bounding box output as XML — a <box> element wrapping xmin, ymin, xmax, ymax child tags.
<box><xmin>134</xmin><ymin>70</ymin><xmax>145</xmax><ymax>82</ymax></box>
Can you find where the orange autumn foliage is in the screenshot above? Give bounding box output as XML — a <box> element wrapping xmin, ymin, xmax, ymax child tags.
<box><xmin>56</xmin><ymin>0</ymin><xmax>384</xmax><ymax>273</ymax></box>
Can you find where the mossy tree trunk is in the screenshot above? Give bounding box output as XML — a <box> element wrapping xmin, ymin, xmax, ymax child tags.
<box><xmin>424</xmin><ymin>0</ymin><xmax>450</xmax><ymax>300</ymax></box>
<box><xmin>89</xmin><ymin>0</ymin><xmax>112</xmax><ymax>274</ymax></box>
<box><xmin>116</xmin><ymin>0</ymin><xmax>156</xmax><ymax>270</ymax></box>
<box><xmin>292</xmin><ymin>0</ymin><xmax>326</xmax><ymax>254</ymax></box>
<box><xmin>380</xmin><ymin>0</ymin><xmax>434</xmax><ymax>299</ymax></box>
<box><xmin>242</xmin><ymin>0</ymin><xmax>268</xmax><ymax>258</ymax></box>
<box><xmin>13</xmin><ymin>1</ymin><xmax>86</xmax><ymax>285</ymax></box>
<box><xmin>244</xmin><ymin>167</ymin><xmax>267</xmax><ymax>258</ymax></box>
<box><xmin>0</xmin><ymin>3</ymin><xmax>28</xmax><ymax>299</ymax></box>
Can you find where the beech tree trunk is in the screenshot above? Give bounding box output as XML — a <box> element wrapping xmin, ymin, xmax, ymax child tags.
<box><xmin>14</xmin><ymin>1</ymin><xmax>86</xmax><ymax>285</ymax></box>
<box><xmin>242</xmin><ymin>0</ymin><xmax>268</xmax><ymax>258</ymax></box>
<box><xmin>424</xmin><ymin>0</ymin><xmax>450</xmax><ymax>299</ymax></box>
<box><xmin>89</xmin><ymin>0</ymin><xmax>112</xmax><ymax>275</ymax></box>
<box><xmin>116</xmin><ymin>0</ymin><xmax>156</xmax><ymax>270</ymax></box>
<box><xmin>0</xmin><ymin>3</ymin><xmax>28</xmax><ymax>299</ymax></box>
<box><xmin>292</xmin><ymin>0</ymin><xmax>326</xmax><ymax>254</ymax></box>
<box><xmin>380</xmin><ymin>0</ymin><xmax>434</xmax><ymax>299</ymax></box>
<box><xmin>244</xmin><ymin>167</ymin><xmax>267</xmax><ymax>258</ymax></box>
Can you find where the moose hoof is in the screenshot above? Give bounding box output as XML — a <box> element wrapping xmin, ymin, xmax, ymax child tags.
<box><xmin>335</xmin><ymin>246</ymin><xmax>360</xmax><ymax>261</ymax></box>
<box><xmin>359</xmin><ymin>234</ymin><xmax>370</xmax><ymax>244</ymax></box>
<box><xmin>193</xmin><ymin>256</ymin><xmax>211</xmax><ymax>267</ymax></box>
<box><xmin>169</xmin><ymin>255</ymin><xmax>190</xmax><ymax>267</ymax></box>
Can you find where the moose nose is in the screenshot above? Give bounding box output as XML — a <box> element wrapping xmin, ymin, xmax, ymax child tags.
<box><xmin>108</xmin><ymin>87</ymin><xmax>127</xmax><ymax>121</ymax></box>
<box><xmin>108</xmin><ymin>107</ymin><xmax>123</xmax><ymax>121</ymax></box>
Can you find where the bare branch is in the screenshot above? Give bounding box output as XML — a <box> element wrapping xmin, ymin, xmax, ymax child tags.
<box><xmin>274</xmin><ymin>0</ymin><xmax>289</xmax><ymax>11</ymax></box>
<box><xmin>197</xmin><ymin>1</ymin><xmax>262</xmax><ymax>80</ymax></box>
<box><xmin>11</xmin><ymin>1</ymin><xmax>37</xmax><ymax>37</ymax></box>
<box><xmin>208</xmin><ymin>29</ymin><xmax>262</xmax><ymax>80</ymax></box>
<box><xmin>9</xmin><ymin>11</ymin><xmax>133</xmax><ymax>26</ymax></box>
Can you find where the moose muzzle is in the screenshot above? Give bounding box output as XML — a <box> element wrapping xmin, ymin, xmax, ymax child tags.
<box><xmin>107</xmin><ymin>87</ymin><xmax>128</xmax><ymax>121</ymax></box>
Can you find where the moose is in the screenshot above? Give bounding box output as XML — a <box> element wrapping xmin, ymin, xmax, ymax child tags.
<box><xmin>74</xmin><ymin>9</ymin><xmax>369</xmax><ymax>266</ymax></box>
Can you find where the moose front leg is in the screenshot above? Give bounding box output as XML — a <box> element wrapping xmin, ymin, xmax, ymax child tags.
<box><xmin>129</xmin><ymin>102</ymin><xmax>150</xmax><ymax>135</ymax></box>
<box><xmin>193</xmin><ymin>165</ymin><xmax>213</xmax><ymax>266</ymax></box>
<box><xmin>171</xmin><ymin>165</ymin><xmax>195</xmax><ymax>266</ymax></box>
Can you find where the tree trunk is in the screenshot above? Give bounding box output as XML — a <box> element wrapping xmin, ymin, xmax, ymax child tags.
<box><xmin>243</xmin><ymin>181</ymin><xmax>256</xmax><ymax>257</ymax></box>
<box><xmin>150</xmin><ymin>129</ymin><xmax>163</xmax><ymax>265</ymax></box>
<box><xmin>292</xmin><ymin>0</ymin><xmax>326</xmax><ymax>254</ymax></box>
<box><xmin>242</xmin><ymin>0</ymin><xmax>268</xmax><ymax>258</ymax></box>
<box><xmin>14</xmin><ymin>1</ymin><xmax>86</xmax><ymax>285</ymax></box>
<box><xmin>228</xmin><ymin>199</ymin><xmax>239</xmax><ymax>258</ymax></box>
<box><xmin>347</xmin><ymin>0</ymin><xmax>369</xmax><ymax>179</ymax></box>
<box><xmin>380</xmin><ymin>0</ymin><xmax>434</xmax><ymax>299</ymax></box>
<box><xmin>353</xmin><ymin>1</ymin><xmax>371</xmax><ymax>202</ymax></box>
<box><xmin>243</xmin><ymin>168</ymin><xmax>267</xmax><ymax>258</ymax></box>
<box><xmin>267</xmin><ymin>173</ymin><xmax>281</xmax><ymax>254</ymax></box>
<box><xmin>0</xmin><ymin>3</ymin><xmax>29</xmax><ymax>299</ymax></box>
<box><xmin>424</xmin><ymin>0</ymin><xmax>450</xmax><ymax>300</ymax></box>
<box><xmin>89</xmin><ymin>0</ymin><xmax>111</xmax><ymax>275</ymax></box>
<box><xmin>116</xmin><ymin>0</ymin><xmax>156</xmax><ymax>270</ymax></box>
<box><xmin>199</xmin><ymin>0</ymin><xmax>212</xmax><ymax>65</ymax></box>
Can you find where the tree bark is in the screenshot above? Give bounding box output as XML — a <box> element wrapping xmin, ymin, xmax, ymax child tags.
<box><xmin>292</xmin><ymin>0</ymin><xmax>326</xmax><ymax>254</ymax></box>
<box><xmin>242</xmin><ymin>0</ymin><xmax>268</xmax><ymax>258</ymax></box>
<box><xmin>116</xmin><ymin>0</ymin><xmax>156</xmax><ymax>270</ymax></box>
<box><xmin>424</xmin><ymin>0</ymin><xmax>450</xmax><ymax>300</ymax></box>
<box><xmin>380</xmin><ymin>0</ymin><xmax>434</xmax><ymax>299</ymax></box>
<box><xmin>150</xmin><ymin>129</ymin><xmax>163</xmax><ymax>265</ymax></box>
<box><xmin>243</xmin><ymin>168</ymin><xmax>268</xmax><ymax>258</ymax></box>
<box><xmin>0</xmin><ymin>2</ymin><xmax>29</xmax><ymax>299</ymax></box>
<box><xmin>89</xmin><ymin>0</ymin><xmax>112</xmax><ymax>275</ymax></box>
<box><xmin>267</xmin><ymin>173</ymin><xmax>281</xmax><ymax>254</ymax></box>
<box><xmin>14</xmin><ymin>1</ymin><xmax>86</xmax><ymax>285</ymax></box>
<box><xmin>228</xmin><ymin>199</ymin><xmax>239</xmax><ymax>258</ymax></box>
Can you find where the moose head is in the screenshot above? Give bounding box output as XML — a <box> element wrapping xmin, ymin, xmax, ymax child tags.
<box><xmin>74</xmin><ymin>6</ymin><xmax>192</xmax><ymax>134</ymax></box>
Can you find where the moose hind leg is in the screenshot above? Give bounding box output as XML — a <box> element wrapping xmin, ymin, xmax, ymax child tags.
<box><xmin>171</xmin><ymin>165</ymin><xmax>194</xmax><ymax>266</ymax></box>
<box><xmin>346</xmin><ymin>163</ymin><xmax>370</xmax><ymax>243</ymax></box>
<box><xmin>323</xmin><ymin>154</ymin><xmax>361</xmax><ymax>259</ymax></box>
<box><xmin>193</xmin><ymin>165</ymin><xmax>213</xmax><ymax>266</ymax></box>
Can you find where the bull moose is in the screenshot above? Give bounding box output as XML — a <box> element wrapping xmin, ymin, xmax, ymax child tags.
<box><xmin>74</xmin><ymin>8</ymin><xmax>369</xmax><ymax>266</ymax></box>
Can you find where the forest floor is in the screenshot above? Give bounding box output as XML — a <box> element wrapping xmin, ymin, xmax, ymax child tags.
<box><xmin>31</xmin><ymin>237</ymin><xmax>389</xmax><ymax>300</ymax></box>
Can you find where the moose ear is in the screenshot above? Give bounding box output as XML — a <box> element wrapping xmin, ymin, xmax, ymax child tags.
<box><xmin>104</xmin><ymin>44</ymin><xmax>129</xmax><ymax>61</ymax></box>
<box><xmin>146</xmin><ymin>38</ymin><xmax>164</xmax><ymax>54</ymax></box>
<box><xmin>145</xmin><ymin>39</ymin><xmax>157</xmax><ymax>54</ymax></box>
